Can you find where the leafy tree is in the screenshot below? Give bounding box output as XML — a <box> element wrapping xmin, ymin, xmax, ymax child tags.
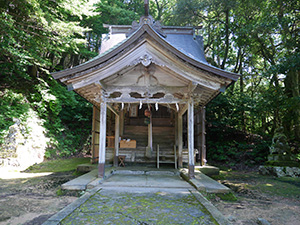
<box><xmin>173</xmin><ymin>0</ymin><xmax>299</xmax><ymax>164</ymax></box>
<box><xmin>0</xmin><ymin>0</ymin><xmax>97</xmax><ymax>157</ymax></box>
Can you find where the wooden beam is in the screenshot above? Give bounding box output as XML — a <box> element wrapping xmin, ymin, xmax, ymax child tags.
<box><xmin>178</xmin><ymin>113</ymin><xmax>183</xmax><ymax>167</ymax></box>
<box><xmin>157</xmin><ymin>144</ymin><xmax>160</xmax><ymax>168</ymax></box>
<box><xmin>113</xmin><ymin>113</ymin><xmax>120</xmax><ymax>167</ymax></box>
<box><xmin>119</xmin><ymin>110</ymin><xmax>124</xmax><ymax>136</ymax></box>
<box><xmin>200</xmin><ymin>107</ymin><xmax>206</xmax><ymax>166</ymax></box>
<box><xmin>188</xmin><ymin>99</ymin><xmax>195</xmax><ymax>178</ymax></box>
<box><xmin>104</xmin><ymin>85</ymin><xmax>189</xmax><ymax>96</ymax></box>
<box><xmin>98</xmin><ymin>100</ymin><xmax>107</xmax><ymax>178</ymax></box>
<box><xmin>179</xmin><ymin>103</ymin><xmax>188</xmax><ymax>116</ymax></box>
<box><xmin>175</xmin><ymin>112</ymin><xmax>178</xmax><ymax>146</ymax></box>
<box><xmin>91</xmin><ymin>106</ymin><xmax>98</xmax><ymax>164</ymax></box>
<box><xmin>67</xmin><ymin>84</ymin><xmax>74</xmax><ymax>91</ymax></box>
<box><xmin>174</xmin><ymin>145</ymin><xmax>177</xmax><ymax>169</ymax></box>
<box><xmin>98</xmin><ymin>81</ymin><xmax>108</xmax><ymax>90</ymax></box>
<box><xmin>148</xmin><ymin>115</ymin><xmax>153</xmax><ymax>152</ymax></box>
<box><xmin>104</xmin><ymin>95</ymin><xmax>187</xmax><ymax>104</ymax></box>
<box><xmin>107</xmin><ymin>103</ymin><xmax>119</xmax><ymax>116</ymax></box>
<box><xmin>219</xmin><ymin>83</ymin><xmax>226</xmax><ymax>93</ymax></box>
<box><xmin>196</xmin><ymin>111</ymin><xmax>201</xmax><ymax>164</ymax></box>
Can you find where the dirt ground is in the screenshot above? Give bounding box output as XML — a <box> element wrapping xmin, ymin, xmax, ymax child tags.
<box><xmin>0</xmin><ymin>168</ymin><xmax>300</xmax><ymax>225</ymax></box>
<box><xmin>0</xmin><ymin>169</ymin><xmax>78</xmax><ymax>225</ymax></box>
<box><xmin>210</xmin><ymin>171</ymin><xmax>300</xmax><ymax>225</ymax></box>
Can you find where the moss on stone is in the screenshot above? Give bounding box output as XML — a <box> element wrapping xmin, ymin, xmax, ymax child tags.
<box><xmin>25</xmin><ymin>157</ymin><xmax>90</xmax><ymax>173</ymax></box>
<box><xmin>265</xmin><ymin>160</ymin><xmax>300</xmax><ymax>168</ymax></box>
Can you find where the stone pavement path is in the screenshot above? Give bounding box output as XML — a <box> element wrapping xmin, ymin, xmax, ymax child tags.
<box><xmin>46</xmin><ymin>173</ymin><xmax>224</xmax><ymax>225</ymax></box>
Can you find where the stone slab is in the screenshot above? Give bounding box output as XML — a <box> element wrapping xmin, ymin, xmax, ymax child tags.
<box><xmin>196</xmin><ymin>165</ymin><xmax>220</xmax><ymax>176</ymax></box>
<box><xmin>60</xmin><ymin>188</ymin><xmax>218</xmax><ymax>224</ymax></box>
<box><xmin>180</xmin><ymin>168</ymin><xmax>230</xmax><ymax>193</ymax></box>
<box><xmin>44</xmin><ymin>172</ymin><xmax>229</xmax><ymax>225</ymax></box>
<box><xmin>76</xmin><ymin>163</ymin><xmax>97</xmax><ymax>173</ymax></box>
<box><xmin>191</xmin><ymin>190</ymin><xmax>230</xmax><ymax>225</ymax></box>
<box><xmin>42</xmin><ymin>186</ymin><xmax>102</xmax><ymax>225</ymax></box>
<box><xmin>61</xmin><ymin>169</ymin><xmax>98</xmax><ymax>190</ymax></box>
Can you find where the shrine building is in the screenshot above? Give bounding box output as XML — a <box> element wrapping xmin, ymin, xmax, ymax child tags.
<box><xmin>52</xmin><ymin>5</ymin><xmax>239</xmax><ymax>178</ymax></box>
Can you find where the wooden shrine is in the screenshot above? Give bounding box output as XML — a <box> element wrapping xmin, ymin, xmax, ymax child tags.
<box><xmin>52</xmin><ymin>3</ymin><xmax>239</xmax><ymax>178</ymax></box>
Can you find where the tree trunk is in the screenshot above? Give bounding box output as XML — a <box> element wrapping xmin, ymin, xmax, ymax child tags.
<box><xmin>221</xmin><ymin>9</ymin><xmax>230</xmax><ymax>69</ymax></box>
<box><xmin>285</xmin><ymin>69</ymin><xmax>300</xmax><ymax>140</ymax></box>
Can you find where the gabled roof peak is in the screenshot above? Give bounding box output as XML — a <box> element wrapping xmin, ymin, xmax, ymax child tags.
<box><xmin>126</xmin><ymin>15</ymin><xmax>166</xmax><ymax>38</ymax></box>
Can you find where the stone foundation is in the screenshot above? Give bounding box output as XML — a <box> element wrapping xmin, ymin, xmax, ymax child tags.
<box><xmin>259</xmin><ymin>165</ymin><xmax>300</xmax><ymax>178</ymax></box>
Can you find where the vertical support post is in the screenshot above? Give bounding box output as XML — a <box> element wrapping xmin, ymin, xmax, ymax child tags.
<box><xmin>119</xmin><ymin>110</ymin><xmax>124</xmax><ymax>136</ymax></box>
<box><xmin>188</xmin><ymin>99</ymin><xmax>195</xmax><ymax>178</ymax></box>
<box><xmin>200</xmin><ymin>107</ymin><xmax>206</xmax><ymax>166</ymax></box>
<box><xmin>113</xmin><ymin>113</ymin><xmax>120</xmax><ymax>167</ymax></box>
<box><xmin>175</xmin><ymin>113</ymin><xmax>178</xmax><ymax>146</ymax></box>
<box><xmin>98</xmin><ymin>100</ymin><xmax>107</xmax><ymax>178</ymax></box>
<box><xmin>178</xmin><ymin>113</ymin><xmax>183</xmax><ymax>167</ymax></box>
<box><xmin>91</xmin><ymin>106</ymin><xmax>97</xmax><ymax>164</ymax></box>
<box><xmin>148</xmin><ymin>114</ymin><xmax>153</xmax><ymax>150</ymax></box>
<box><xmin>196</xmin><ymin>111</ymin><xmax>201</xmax><ymax>164</ymax></box>
<box><xmin>157</xmin><ymin>144</ymin><xmax>159</xmax><ymax>168</ymax></box>
<box><xmin>174</xmin><ymin>145</ymin><xmax>177</xmax><ymax>169</ymax></box>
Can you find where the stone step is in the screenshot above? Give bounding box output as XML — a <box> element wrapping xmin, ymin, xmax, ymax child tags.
<box><xmin>180</xmin><ymin>169</ymin><xmax>230</xmax><ymax>193</ymax></box>
<box><xmin>61</xmin><ymin>169</ymin><xmax>98</xmax><ymax>190</ymax></box>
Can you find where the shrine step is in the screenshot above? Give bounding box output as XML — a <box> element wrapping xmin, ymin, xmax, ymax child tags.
<box><xmin>180</xmin><ymin>168</ymin><xmax>230</xmax><ymax>193</ymax></box>
<box><xmin>61</xmin><ymin>167</ymin><xmax>115</xmax><ymax>191</ymax></box>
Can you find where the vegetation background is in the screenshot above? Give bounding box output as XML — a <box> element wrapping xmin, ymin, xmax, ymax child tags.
<box><xmin>0</xmin><ymin>0</ymin><xmax>299</xmax><ymax>167</ymax></box>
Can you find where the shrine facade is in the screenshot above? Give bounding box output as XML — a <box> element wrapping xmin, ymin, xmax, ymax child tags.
<box><xmin>52</xmin><ymin>12</ymin><xmax>239</xmax><ymax>178</ymax></box>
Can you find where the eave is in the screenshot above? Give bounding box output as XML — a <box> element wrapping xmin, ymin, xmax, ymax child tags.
<box><xmin>52</xmin><ymin>23</ymin><xmax>239</xmax><ymax>83</ymax></box>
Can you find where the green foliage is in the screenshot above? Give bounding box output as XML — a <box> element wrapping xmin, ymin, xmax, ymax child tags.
<box><xmin>172</xmin><ymin>0</ymin><xmax>299</xmax><ymax>164</ymax></box>
<box><xmin>25</xmin><ymin>157</ymin><xmax>90</xmax><ymax>173</ymax></box>
<box><xmin>1</xmin><ymin>0</ymin><xmax>298</xmax><ymax>163</ymax></box>
<box><xmin>202</xmin><ymin>191</ymin><xmax>238</xmax><ymax>202</ymax></box>
<box><xmin>205</xmin><ymin>114</ymin><xmax>271</xmax><ymax>166</ymax></box>
<box><xmin>216</xmin><ymin>192</ymin><xmax>237</xmax><ymax>202</ymax></box>
<box><xmin>250</xmin><ymin>176</ymin><xmax>300</xmax><ymax>199</ymax></box>
<box><xmin>265</xmin><ymin>161</ymin><xmax>300</xmax><ymax>168</ymax></box>
<box><xmin>214</xmin><ymin>170</ymin><xmax>300</xmax><ymax>199</ymax></box>
<box><xmin>174</xmin><ymin>0</ymin><xmax>300</xmax><ymax>144</ymax></box>
<box><xmin>0</xmin><ymin>0</ymin><xmax>96</xmax><ymax>157</ymax></box>
<box><xmin>0</xmin><ymin>90</ymin><xmax>30</xmax><ymax>141</ymax></box>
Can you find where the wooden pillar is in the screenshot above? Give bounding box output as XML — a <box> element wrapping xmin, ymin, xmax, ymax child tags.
<box><xmin>113</xmin><ymin>113</ymin><xmax>120</xmax><ymax>167</ymax></box>
<box><xmin>91</xmin><ymin>106</ymin><xmax>100</xmax><ymax>164</ymax></box>
<box><xmin>178</xmin><ymin>113</ymin><xmax>183</xmax><ymax>167</ymax></box>
<box><xmin>196</xmin><ymin>110</ymin><xmax>201</xmax><ymax>164</ymax></box>
<box><xmin>188</xmin><ymin>99</ymin><xmax>195</xmax><ymax>178</ymax></box>
<box><xmin>98</xmin><ymin>100</ymin><xmax>107</xmax><ymax>178</ymax></box>
<box><xmin>91</xmin><ymin>106</ymin><xmax>97</xmax><ymax>164</ymax></box>
<box><xmin>200</xmin><ymin>107</ymin><xmax>206</xmax><ymax>166</ymax></box>
<box><xmin>148</xmin><ymin>114</ymin><xmax>153</xmax><ymax>150</ymax></box>
<box><xmin>175</xmin><ymin>112</ymin><xmax>178</xmax><ymax>146</ymax></box>
<box><xmin>119</xmin><ymin>110</ymin><xmax>124</xmax><ymax>136</ymax></box>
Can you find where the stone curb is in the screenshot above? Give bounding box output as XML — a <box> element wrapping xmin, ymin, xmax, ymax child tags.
<box><xmin>42</xmin><ymin>186</ymin><xmax>102</xmax><ymax>225</ymax></box>
<box><xmin>42</xmin><ymin>167</ymin><xmax>117</xmax><ymax>224</ymax></box>
<box><xmin>180</xmin><ymin>169</ymin><xmax>206</xmax><ymax>191</ymax></box>
<box><xmin>190</xmin><ymin>190</ymin><xmax>231</xmax><ymax>225</ymax></box>
<box><xmin>113</xmin><ymin>169</ymin><xmax>179</xmax><ymax>176</ymax></box>
<box><xmin>180</xmin><ymin>168</ymin><xmax>230</xmax><ymax>193</ymax></box>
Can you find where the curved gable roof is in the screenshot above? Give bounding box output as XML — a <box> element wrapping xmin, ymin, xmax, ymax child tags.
<box><xmin>52</xmin><ymin>20</ymin><xmax>239</xmax><ymax>83</ymax></box>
